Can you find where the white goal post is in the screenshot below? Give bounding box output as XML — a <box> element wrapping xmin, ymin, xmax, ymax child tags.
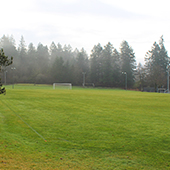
<box><xmin>53</xmin><ymin>83</ymin><xmax>72</xmax><ymax>89</ymax></box>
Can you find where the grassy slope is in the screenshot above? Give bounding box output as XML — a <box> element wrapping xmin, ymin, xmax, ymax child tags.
<box><xmin>0</xmin><ymin>86</ymin><xmax>170</xmax><ymax>169</ymax></box>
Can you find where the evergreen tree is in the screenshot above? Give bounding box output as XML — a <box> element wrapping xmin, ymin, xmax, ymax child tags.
<box><xmin>57</xmin><ymin>43</ymin><xmax>63</xmax><ymax>53</ymax></box>
<box><xmin>36</xmin><ymin>43</ymin><xmax>49</xmax><ymax>71</ymax></box>
<box><xmin>36</xmin><ymin>43</ymin><xmax>50</xmax><ymax>83</ymax></box>
<box><xmin>120</xmin><ymin>41</ymin><xmax>136</xmax><ymax>88</ymax></box>
<box><xmin>63</xmin><ymin>44</ymin><xmax>72</xmax><ymax>53</ymax></box>
<box><xmin>112</xmin><ymin>48</ymin><xmax>121</xmax><ymax>87</ymax></box>
<box><xmin>0</xmin><ymin>35</ymin><xmax>18</xmax><ymax>84</ymax></box>
<box><xmin>27</xmin><ymin>43</ymin><xmax>37</xmax><ymax>83</ymax></box>
<box><xmin>63</xmin><ymin>44</ymin><xmax>74</xmax><ymax>63</ymax></box>
<box><xmin>159</xmin><ymin>36</ymin><xmax>169</xmax><ymax>73</ymax></box>
<box><xmin>18</xmin><ymin>36</ymin><xmax>27</xmax><ymax>58</ymax></box>
<box><xmin>49</xmin><ymin>41</ymin><xmax>57</xmax><ymax>64</ymax></box>
<box><xmin>135</xmin><ymin>63</ymin><xmax>146</xmax><ymax>90</ymax></box>
<box><xmin>51</xmin><ymin>56</ymin><xmax>65</xmax><ymax>83</ymax></box>
<box><xmin>0</xmin><ymin>49</ymin><xmax>13</xmax><ymax>94</ymax></box>
<box><xmin>28</xmin><ymin>43</ymin><xmax>36</xmax><ymax>59</ymax></box>
<box><xmin>90</xmin><ymin>43</ymin><xmax>103</xmax><ymax>86</ymax></box>
<box><xmin>0</xmin><ymin>35</ymin><xmax>18</xmax><ymax>58</ymax></box>
<box><xmin>101</xmin><ymin>42</ymin><xmax>114</xmax><ymax>86</ymax></box>
<box><xmin>145</xmin><ymin>36</ymin><xmax>169</xmax><ymax>88</ymax></box>
<box><xmin>75</xmin><ymin>48</ymin><xmax>89</xmax><ymax>85</ymax></box>
<box><xmin>17</xmin><ymin>36</ymin><xmax>28</xmax><ymax>82</ymax></box>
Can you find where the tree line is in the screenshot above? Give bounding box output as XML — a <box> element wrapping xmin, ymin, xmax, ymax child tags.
<box><xmin>0</xmin><ymin>35</ymin><xmax>169</xmax><ymax>90</ymax></box>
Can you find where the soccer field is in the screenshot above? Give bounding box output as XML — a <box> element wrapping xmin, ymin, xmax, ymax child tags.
<box><xmin>0</xmin><ymin>85</ymin><xmax>170</xmax><ymax>169</ymax></box>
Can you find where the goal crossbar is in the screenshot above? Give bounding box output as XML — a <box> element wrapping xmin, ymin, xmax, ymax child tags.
<box><xmin>53</xmin><ymin>83</ymin><xmax>72</xmax><ymax>89</ymax></box>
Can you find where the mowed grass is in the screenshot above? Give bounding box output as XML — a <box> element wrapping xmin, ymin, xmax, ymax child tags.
<box><xmin>0</xmin><ymin>85</ymin><xmax>170</xmax><ymax>169</ymax></box>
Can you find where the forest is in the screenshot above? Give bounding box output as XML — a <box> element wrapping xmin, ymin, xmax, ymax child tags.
<box><xmin>0</xmin><ymin>35</ymin><xmax>169</xmax><ymax>90</ymax></box>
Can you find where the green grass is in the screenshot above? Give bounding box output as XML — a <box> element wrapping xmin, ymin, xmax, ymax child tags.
<box><xmin>0</xmin><ymin>85</ymin><xmax>170</xmax><ymax>169</ymax></box>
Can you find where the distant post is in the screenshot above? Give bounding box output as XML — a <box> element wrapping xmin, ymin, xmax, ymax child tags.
<box><xmin>122</xmin><ymin>72</ymin><xmax>127</xmax><ymax>90</ymax></box>
<box><xmin>82</xmin><ymin>72</ymin><xmax>86</xmax><ymax>87</ymax></box>
<box><xmin>11</xmin><ymin>67</ymin><xmax>16</xmax><ymax>89</ymax></box>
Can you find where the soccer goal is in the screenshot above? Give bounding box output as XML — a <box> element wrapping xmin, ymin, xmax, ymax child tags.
<box><xmin>53</xmin><ymin>83</ymin><xmax>72</xmax><ymax>90</ymax></box>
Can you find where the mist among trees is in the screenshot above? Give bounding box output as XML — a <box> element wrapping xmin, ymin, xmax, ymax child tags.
<box><xmin>0</xmin><ymin>35</ymin><xmax>169</xmax><ymax>90</ymax></box>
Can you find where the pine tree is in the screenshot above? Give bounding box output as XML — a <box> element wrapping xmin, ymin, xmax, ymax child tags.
<box><xmin>112</xmin><ymin>48</ymin><xmax>121</xmax><ymax>87</ymax></box>
<box><xmin>18</xmin><ymin>36</ymin><xmax>27</xmax><ymax>58</ymax></box>
<box><xmin>101</xmin><ymin>42</ymin><xmax>114</xmax><ymax>86</ymax></box>
<box><xmin>49</xmin><ymin>41</ymin><xmax>57</xmax><ymax>64</ymax></box>
<box><xmin>75</xmin><ymin>48</ymin><xmax>89</xmax><ymax>85</ymax></box>
<box><xmin>0</xmin><ymin>49</ymin><xmax>13</xmax><ymax>94</ymax></box>
<box><xmin>90</xmin><ymin>43</ymin><xmax>103</xmax><ymax>86</ymax></box>
<box><xmin>17</xmin><ymin>36</ymin><xmax>28</xmax><ymax>82</ymax></box>
<box><xmin>159</xmin><ymin>36</ymin><xmax>169</xmax><ymax>73</ymax></box>
<box><xmin>120</xmin><ymin>41</ymin><xmax>136</xmax><ymax>88</ymax></box>
<box><xmin>0</xmin><ymin>35</ymin><xmax>18</xmax><ymax>58</ymax></box>
<box><xmin>27</xmin><ymin>43</ymin><xmax>37</xmax><ymax>83</ymax></box>
<box><xmin>51</xmin><ymin>56</ymin><xmax>65</xmax><ymax>83</ymax></box>
<box><xmin>135</xmin><ymin>63</ymin><xmax>146</xmax><ymax>90</ymax></box>
<box><xmin>145</xmin><ymin>36</ymin><xmax>169</xmax><ymax>88</ymax></box>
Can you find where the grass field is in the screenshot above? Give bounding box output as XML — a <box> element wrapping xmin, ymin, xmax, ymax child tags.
<box><xmin>0</xmin><ymin>84</ymin><xmax>170</xmax><ymax>169</ymax></box>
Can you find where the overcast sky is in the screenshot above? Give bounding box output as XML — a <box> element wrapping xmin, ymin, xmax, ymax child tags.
<box><xmin>1</xmin><ymin>0</ymin><xmax>170</xmax><ymax>64</ymax></box>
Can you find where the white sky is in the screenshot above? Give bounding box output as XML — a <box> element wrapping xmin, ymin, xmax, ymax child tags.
<box><xmin>1</xmin><ymin>0</ymin><xmax>170</xmax><ymax>64</ymax></box>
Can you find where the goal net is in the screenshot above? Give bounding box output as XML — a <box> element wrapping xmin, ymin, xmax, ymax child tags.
<box><xmin>53</xmin><ymin>83</ymin><xmax>72</xmax><ymax>90</ymax></box>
